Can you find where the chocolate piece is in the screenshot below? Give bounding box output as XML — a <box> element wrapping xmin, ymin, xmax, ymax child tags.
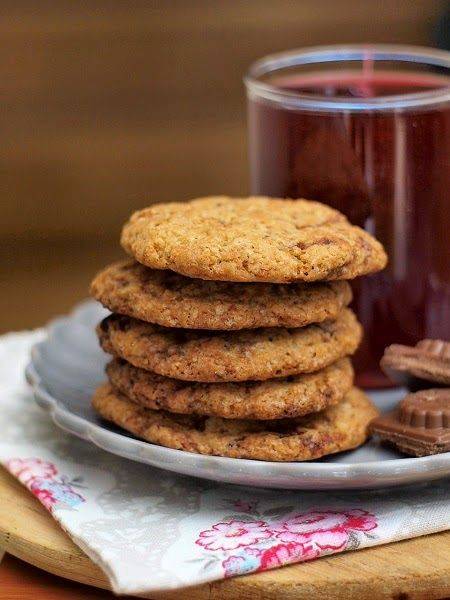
<box><xmin>370</xmin><ymin>389</ymin><xmax>450</xmax><ymax>457</ymax></box>
<box><xmin>381</xmin><ymin>339</ymin><xmax>450</xmax><ymax>390</ymax></box>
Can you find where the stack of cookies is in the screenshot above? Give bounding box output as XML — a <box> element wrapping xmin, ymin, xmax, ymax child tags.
<box><xmin>91</xmin><ymin>196</ymin><xmax>387</xmax><ymax>461</ymax></box>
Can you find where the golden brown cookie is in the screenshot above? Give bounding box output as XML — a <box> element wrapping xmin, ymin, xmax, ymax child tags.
<box><xmin>91</xmin><ymin>260</ymin><xmax>352</xmax><ymax>330</ymax></box>
<box><xmin>97</xmin><ymin>308</ymin><xmax>362</xmax><ymax>382</ymax></box>
<box><xmin>121</xmin><ymin>196</ymin><xmax>387</xmax><ymax>283</ymax></box>
<box><xmin>92</xmin><ymin>385</ymin><xmax>378</xmax><ymax>461</ymax></box>
<box><xmin>106</xmin><ymin>357</ymin><xmax>354</xmax><ymax>420</ymax></box>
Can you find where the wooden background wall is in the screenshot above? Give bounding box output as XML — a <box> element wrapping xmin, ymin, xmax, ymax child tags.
<box><xmin>1</xmin><ymin>0</ymin><xmax>446</xmax><ymax>331</ymax></box>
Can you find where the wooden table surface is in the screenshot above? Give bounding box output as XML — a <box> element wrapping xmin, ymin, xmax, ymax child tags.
<box><xmin>0</xmin><ymin>554</ymin><xmax>131</xmax><ymax>600</ymax></box>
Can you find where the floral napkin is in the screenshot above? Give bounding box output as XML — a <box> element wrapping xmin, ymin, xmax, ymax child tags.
<box><xmin>0</xmin><ymin>330</ymin><xmax>449</xmax><ymax>596</ymax></box>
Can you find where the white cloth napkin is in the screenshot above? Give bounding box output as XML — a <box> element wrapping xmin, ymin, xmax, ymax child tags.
<box><xmin>0</xmin><ymin>330</ymin><xmax>449</xmax><ymax>595</ymax></box>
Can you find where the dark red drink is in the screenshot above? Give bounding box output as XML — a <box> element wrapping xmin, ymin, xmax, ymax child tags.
<box><xmin>246</xmin><ymin>46</ymin><xmax>450</xmax><ymax>387</ymax></box>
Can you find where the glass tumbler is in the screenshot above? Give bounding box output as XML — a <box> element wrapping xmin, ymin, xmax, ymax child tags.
<box><xmin>245</xmin><ymin>44</ymin><xmax>450</xmax><ymax>388</ymax></box>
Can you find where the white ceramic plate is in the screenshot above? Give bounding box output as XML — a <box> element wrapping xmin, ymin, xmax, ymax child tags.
<box><xmin>26</xmin><ymin>301</ymin><xmax>450</xmax><ymax>490</ymax></box>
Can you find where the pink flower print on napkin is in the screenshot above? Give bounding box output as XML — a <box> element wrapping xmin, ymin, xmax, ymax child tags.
<box><xmin>273</xmin><ymin>509</ymin><xmax>377</xmax><ymax>554</ymax></box>
<box><xmin>258</xmin><ymin>541</ymin><xmax>308</xmax><ymax>570</ymax></box>
<box><xmin>6</xmin><ymin>457</ymin><xmax>57</xmax><ymax>485</ymax></box>
<box><xmin>196</xmin><ymin>520</ymin><xmax>271</xmax><ymax>551</ymax></box>
<box><xmin>195</xmin><ymin>506</ymin><xmax>378</xmax><ymax>579</ymax></box>
<box><xmin>4</xmin><ymin>457</ymin><xmax>86</xmax><ymax>513</ymax></box>
<box><xmin>222</xmin><ymin>547</ymin><xmax>262</xmax><ymax>577</ymax></box>
<box><xmin>29</xmin><ymin>483</ymin><xmax>58</xmax><ymax>511</ymax></box>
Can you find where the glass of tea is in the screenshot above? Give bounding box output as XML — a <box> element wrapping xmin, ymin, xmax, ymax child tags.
<box><xmin>245</xmin><ymin>45</ymin><xmax>450</xmax><ymax>388</ymax></box>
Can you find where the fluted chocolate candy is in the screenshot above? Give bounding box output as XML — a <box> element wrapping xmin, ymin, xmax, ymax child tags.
<box><xmin>370</xmin><ymin>389</ymin><xmax>450</xmax><ymax>456</ymax></box>
<box><xmin>381</xmin><ymin>339</ymin><xmax>450</xmax><ymax>390</ymax></box>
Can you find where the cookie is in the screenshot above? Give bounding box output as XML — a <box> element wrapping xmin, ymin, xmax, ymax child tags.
<box><xmin>92</xmin><ymin>385</ymin><xmax>378</xmax><ymax>461</ymax></box>
<box><xmin>91</xmin><ymin>260</ymin><xmax>352</xmax><ymax>330</ymax></box>
<box><xmin>97</xmin><ymin>308</ymin><xmax>362</xmax><ymax>382</ymax></box>
<box><xmin>106</xmin><ymin>357</ymin><xmax>354</xmax><ymax>420</ymax></box>
<box><xmin>121</xmin><ymin>196</ymin><xmax>387</xmax><ymax>283</ymax></box>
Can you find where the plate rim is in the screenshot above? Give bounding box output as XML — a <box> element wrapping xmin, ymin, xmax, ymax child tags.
<box><xmin>26</xmin><ymin>331</ymin><xmax>450</xmax><ymax>480</ymax></box>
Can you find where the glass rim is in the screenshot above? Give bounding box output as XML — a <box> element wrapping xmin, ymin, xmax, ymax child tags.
<box><xmin>244</xmin><ymin>44</ymin><xmax>450</xmax><ymax>111</ymax></box>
